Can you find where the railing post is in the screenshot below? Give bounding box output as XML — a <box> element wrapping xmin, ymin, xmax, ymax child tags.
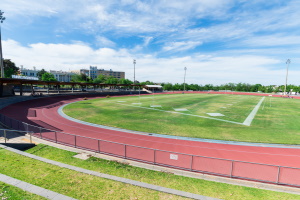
<box><xmin>124</xmin><ymin>144</ymin><xmax>126</xmax><ymax>159</ymax></box>
<box><xmin>190</xmin><ymin>155</ymin><xmax>194</xmax><ymax>171</ymax></box>
<box><xmin>55</xmin><ymin>131</ymin><xmax>57</xmax><ymax>143</ymax></box>
<box><xmin>74</xmin><ymin>136</ymin><xmax>77</xmax><ymax>148</ymax></box>
<box><xmin>277</xmin><ymin>166</ymin><xmax>281</xmax><ymax>184</ymax></box>
<box><xmin>230</xmin><ymin>161</ymin><xmax>234</xmax><ymax>178</ymax></box>
<box><xmin>40</xmin><ymin>127</ymin><xmax>42</xmax><ymax>138</ymax></box>
<box><xmin>154</xmin><ymin>150</ymin><xmax>156</xmax><ymax>164</ymax></box>
<box><xmin>29</xmin><ymin>131</ymin><xmax>32</xmax><ymax>143</ymax></box>
<box><xmin>98</xmin><ymin>140</ymin><xmax>101</xmax><ymax>153</ymax></box>
<box><xmin>4</xmin><ymin>130</ymin><xmax>6</xmax><ymax>143</ymax></box>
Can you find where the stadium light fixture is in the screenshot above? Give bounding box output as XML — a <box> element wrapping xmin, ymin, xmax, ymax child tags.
<box><xmin>0</xmin><ymin>10</ymin><xmax>5</xmax><ymax>78</ymax></box>
<box><xmin>284</xmin><ymin>59</ymin><xmax>291</xmax><ymax>95</ymax></box>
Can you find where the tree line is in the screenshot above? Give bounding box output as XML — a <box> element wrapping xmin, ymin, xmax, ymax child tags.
<box><xmin>161</xmin><ymin>82</ymin><xmax>300</xmax><ymax>93</ymax></box>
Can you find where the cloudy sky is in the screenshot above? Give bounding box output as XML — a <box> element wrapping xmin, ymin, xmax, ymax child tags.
<box><xmin>1</xmin><ymin>0</ymin><xmax>300</xmax><ymax>85</ymax></box>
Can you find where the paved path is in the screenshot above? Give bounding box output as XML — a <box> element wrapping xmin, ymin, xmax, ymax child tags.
<box><xmin>0</xmin><ymin>144</ymin><xmax>219</xmax><ymax>200</ymax></box>
<box><xmin>0</xmin><ymin>173</ymin><xmax>76</xmax><ymax>200</ymax></box>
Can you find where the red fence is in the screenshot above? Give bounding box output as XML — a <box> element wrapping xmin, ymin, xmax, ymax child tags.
<box><xmin>1</xmin><ymin>113</ymin><xmax>300</xmax><ymax>187</ymax></box>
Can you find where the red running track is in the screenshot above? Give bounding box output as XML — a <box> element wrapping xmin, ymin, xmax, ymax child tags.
<box><xmin>1</xmin><ymin>93</ymin><xmax>300</xmax><ymax>186</ymax></box>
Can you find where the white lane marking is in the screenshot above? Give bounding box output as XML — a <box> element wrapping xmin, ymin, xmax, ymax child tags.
<box><xmin>243</xmin><ymin>97</ymin><xmax>265</xmax><ymax>126</ymax></box>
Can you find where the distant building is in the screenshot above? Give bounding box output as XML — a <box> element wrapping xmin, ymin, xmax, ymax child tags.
<box><xmin>19</xmin><ymin>66</ymin><xmax>74</xmax><ymax>82</ymax></box>
<box><xmin>72</xmin><ymin>66</ymin><xmax>125</xmax><ymax>80</ymax></box>
<box><xmin>19</xmin><ymin>66</ymin><xmax>39</xmax><ymax>77</ymax></box>
<box><xmin>49</xmin><ymin>70</ymin><xmax>75</xmax><ymax>82</ymax></box>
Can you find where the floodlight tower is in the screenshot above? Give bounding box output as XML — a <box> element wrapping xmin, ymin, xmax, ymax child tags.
<box><xmin>0</xmin><ymin>10</ymin><xmax>5</xmax><ymax>78</ymax></box>
<box><xmin>284</xmin><ymin>59</ymin><xmax>291</xmax><ymax>95</ymax></box>
<box><xmin>133</xmin><ymin>59</ymin><xmax>136</xmax><ymax>84</ymax></box>
<box><xmin>183</xmin><ymin>67</ymin><xmax>187</xmax><ymax>93</ymax></box>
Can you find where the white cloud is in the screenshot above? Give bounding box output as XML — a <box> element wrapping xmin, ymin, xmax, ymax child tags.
<box><xmin>163</xmin><ymin>41</ymin><xmax>202</xmax><ymax>52</ymax></box>
<box><xmin>95</xmin><ymin>36</ymin><xmax>116</xmax><ymax>48</ymax></box>
<box><xmin>3</xmin><ymin>39</ymin><xmax>300</xmax><ymax>86</ymax></box>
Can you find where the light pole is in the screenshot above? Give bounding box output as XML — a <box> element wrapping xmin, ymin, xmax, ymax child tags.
<box><xmin>133</xmin><ymin>59</ymin><xmax>136</xmax><ymax>84</ymax></box>
<box><xmin>183</xmin><ymin>67</ymin><xmax>187</xmax><ymax>93</ymax></box>
<box><xmin>0</xmin><ymin>10</ymin><xmax>5</xmax><ymax>78</ymax></box>
<box><xmin>284</xmin><ymin>59</ymin><xmax>291</xmax><ymax>95</ymax></box>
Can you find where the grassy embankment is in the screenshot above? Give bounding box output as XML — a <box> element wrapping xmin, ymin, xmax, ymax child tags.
<box><xmin>1</xmin><ymin>144</ymin><xmax>297</xmax><ymax>200</ymax></box>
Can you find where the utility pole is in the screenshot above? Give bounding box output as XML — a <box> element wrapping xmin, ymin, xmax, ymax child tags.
<box><xmin>0</xmin><ymin>10</ymin><xmax>5</xmax><ymax>78</ymax></box>
<box><xmin>284</xmin><ymin>59</ymin><xmax>291</xmax><ymax>95</ymax></box>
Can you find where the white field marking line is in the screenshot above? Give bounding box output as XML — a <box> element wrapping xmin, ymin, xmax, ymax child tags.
<box><xmin>243</xmin><ymin>97</ymin><xmax>265</xmax><ymax>126</ymax></box>
<box><xmin>116</xmin><ymin>103</ymin><xmax>244</xmax><ymax>126</ymax></box>
<box><xmin>44</xmin><ymin>106</ymin><xmax>300</xmax><ymax>158</ymax></box>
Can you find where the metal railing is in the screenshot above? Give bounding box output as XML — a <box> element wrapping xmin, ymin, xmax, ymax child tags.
<box><xmin>0</xmin><ymin>128</ymin><xmax>34</xmax><ymax>143</ymax></box>
<box><xmin>0</xmin><ymin>113</ymin><xmax>299</xmax><ymax>187</ymax></box>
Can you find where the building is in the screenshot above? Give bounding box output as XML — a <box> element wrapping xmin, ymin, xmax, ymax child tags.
<box><xmin>49</xmin><ymin>70</ymin><xmax>75</xmax><ymax>82</ymax></box>
<box><xmin>72</xmin><ymin>66</ymin><xmax>125</xmax><ymax>80</ymax></box>
<box><xmin>19</xmin><ymin>66</ymin><xmax>39</xmax><ymax>77</ymax></box>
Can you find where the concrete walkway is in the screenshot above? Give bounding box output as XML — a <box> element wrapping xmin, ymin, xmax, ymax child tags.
<box><xmin>0</xmin><ymin>144</ymin><xmax>219</xmax><ymax>200</ymax></box>
<box><xmin>0</xmin><ymin>173</ymin><xmax>76</xmax><ymax>200</ymax></box>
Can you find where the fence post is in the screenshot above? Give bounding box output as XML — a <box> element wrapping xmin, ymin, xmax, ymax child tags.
<box><xmin>277</xmin><ymin>166</ymin><xmax>281</xmax><ymax>184</ymax></box>
<box><xmin>190</xmin><ymin>155</ymin><xmax>194</xmax><ymax>171</ymax></box>
<box><xmin>124</xmin><ymin>144</ymin><xmax>126</xmax><ymax>159</ymax></box>
<box><xmin>230</xmin><ymin>161</ymin><xmax>234</xmax><ymax>178</ymax></box>
<box><xmin>55</xmin><ymin>131</ymin><xmax>57</xmax><ymax>143</ymax></box>
<box><xmin>29</xmin><ymin>131</ymin><xmax>32</xmax><ymax>143</ymax></box>
<box><xmin>98</xmin><ymin>140</ymin><xmax>101</xmax><ymax>153</ymax></box>
<box><xmin>4</xmin><ymin>130</ymin><xmax>6</xmax><ymax>143</ymax></box>
<box><xmin>154</xmin><ymin>150</ymin><xmax>156</xmax><ymax>164</ymax></box>
<box><xmin>74</xmin><ymin>136</ymin><xmax>77</xmax><ymax>148</ymax></box>
<box><xmin>40</xmin><ymin>127</ymin><xmax>42</xmax><ymax>139</ymax></box>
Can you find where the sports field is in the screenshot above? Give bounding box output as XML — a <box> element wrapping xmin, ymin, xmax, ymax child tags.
<box><xmin>63</xmin><ymin>93</ymin><xmax>300</xmax><ymax>144</ymax></box>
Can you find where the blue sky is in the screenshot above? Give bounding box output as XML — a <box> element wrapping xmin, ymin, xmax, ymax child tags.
<box><xmin>1</xmin><ymin>0</ymin><xmax>300</xmax><ymax>85</ymax></box>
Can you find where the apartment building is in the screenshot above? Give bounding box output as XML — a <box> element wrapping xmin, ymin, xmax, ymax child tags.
<box><xmin>50</xmin><ymin>70</ymin><xmax>75</xmax><ymax>82</ymax></box>
<box><xmin>19</xmin><ymin>66</ymin><xmax>39</xmax><ymax>77</ymax></box>
<box><xmin>72</xmin><ymin>66</ymin><xmax>125</xmax><ymax>80</ymax></box>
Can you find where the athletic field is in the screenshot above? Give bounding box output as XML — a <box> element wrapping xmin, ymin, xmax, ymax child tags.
<box><xmin>64</xmin><ymin>93</ymin><xmax>300</xmax><ymax>144</ymax></box>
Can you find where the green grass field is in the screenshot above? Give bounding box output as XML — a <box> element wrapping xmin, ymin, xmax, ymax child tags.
<box><xmin>63</xmin><ymin>93</ymin><xmax>300</xmax><ymax>144</ymax></box>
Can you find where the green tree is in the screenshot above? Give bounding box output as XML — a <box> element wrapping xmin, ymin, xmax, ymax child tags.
<box><xmin>105</xmin><ymin>76</ymin><xmax>118</xmax><ymax>84</ymax></box>
<box><xmin>162</xmin><ymin>83</ymin><xmax>173</xmax><ymax>90</ymax></box>
<box><xmin>41</xmin><ymin>72</ymin><xmax>57</xmax><ymax>81</ymax></box>
<box><xmin>37</xmin><ymin>69</ymin><xmax>47</xmax><ymax>80</ymax></box>
<box><xmin>93</xmin><ymin>74</ymin><xmax>107</xmax><ymax>83</ymax></box>
<box><xmin>3</xmin><ymin>59</ymin><xmax>19</xmax><ymax>78</ymax></box>
<box><xmin>71</xmin><ymin>73</ymin><xmax>90</xmax><ymax>82</ymax></box>
<box><xmin>118</xmin><ymin>78</ymin><xmax>133</xmax><ymax>85</ymax></box>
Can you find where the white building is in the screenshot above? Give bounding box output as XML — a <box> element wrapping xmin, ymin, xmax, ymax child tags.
<box><xmin>19</xmin><ymin>66</ymin><xmax>39</xmax><ymax>77</ymax></box>
<box><xmin>49</xmin><ymin>70</ymin><xmax>75</xmax><ymax>82</ymax></box>
<box><xmin>72</xmin><ymin>66</ymin><xmax>125</xmax><ymax>80</ymax></box>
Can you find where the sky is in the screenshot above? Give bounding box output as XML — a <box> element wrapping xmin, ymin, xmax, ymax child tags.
<box><xmin>1</xmin><ymin>0</ymin><xmax>300</xmax><ymax>85</ymax></box>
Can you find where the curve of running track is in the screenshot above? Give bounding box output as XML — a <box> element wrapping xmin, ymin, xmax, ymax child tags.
<box><xmin>1</xmin><ymin>92</ymin><xmax>300</xmax><ymax>186</ymax></box>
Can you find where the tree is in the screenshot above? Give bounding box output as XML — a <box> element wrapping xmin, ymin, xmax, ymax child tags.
<box><xmin>3</xmin><ymin>59</ymin><xmax>19</xmax><ymax>78</ymax></box>
<box><xmin>41</xmin><ymin>72</ymin><xmax>57</xmax><ymax>81</ymax></box>
<box><xmin>105</xmin><ymin>76</ymin><xmax>118</xmax><ymax>84</ymax></box>
<box><xmin>118</xmin><ymin>78</ymin><xmax>133</xmax><ymax>85</ymax></box>
<box><xmin>37</xmin><ymin>69</ymin><xmax>47</xmax><ymax>80</ymax></box>
<box><xmin>93</xmin><ymin>74</ymin><xmax>107</xmax><ymax>83</ymax></box>
<box><xmin>71</xmin><ymin>73</ymin><xmax>90</xmax><ymax>82</ymax></box>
